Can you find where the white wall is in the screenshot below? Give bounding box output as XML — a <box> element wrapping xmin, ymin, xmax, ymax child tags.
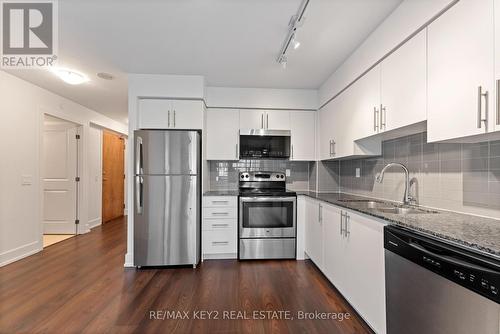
<box><xmin>205</xmin><ymin>87</ymin><xmax>318</xmax><ymax>110</ymax></box>
<box><xmin>319</xmin><ymin>0</ymin><xmax>456</xmax><ymax>107</ymax></box>
<box><xmin>0</xmin><ymin>70</ymin><xmax>127</xmax><ymax>267</ymax></box>
<box><xmin>88</xmin><ymin>125</ymin><xmax>102</xmax><ymax>228</ymax></box>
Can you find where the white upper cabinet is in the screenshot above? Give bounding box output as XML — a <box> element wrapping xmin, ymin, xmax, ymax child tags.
<box><xmin>381</xmin><ymin>30</ymin><xmax>427</xmax><ymax>132</ymax></box>
<box><xmin>239</xmin><ymin>110</ymin><xmax>290</xmax><ymax>130</ymax></box>
<box><xmin>290</xmin><ymin>112</ymin><xmax>315</xmax><ymax>161</ymax></box>
<box><xmin>319</xmin><ymin>97</ymin><xmax>338</xmax><ymax>160</ymax></box>
<box><xmin>138</xmin><ymin>99</ymin><xmax>203</xmax><ymax>130</ymax></box>
<box><xmin>266</xmin><ymin>110</ymin><xmax>290</xmax><ymax>130</ymax></box>
<box><xmin>495</xmin><ymin>0</ymin><xmax>500</xmax><ymax>132</ymax></box>
<box><xmin>350</xmin><ymin>65</ymin><xmax>381</xmax><ymax>140</ymax></box>
<box><xmin>427</xmin><ymin>0</ymin><xmax>495</xmax><ymax>142</ymax></box>
<box><xmin>239</xmin><ymin>109</ymin><xmax>264</xmax><ymax>129</ymax></box>
<box><xmin>206</xmin><ymin>109</ymin><xmax>239</xmax><ymax>160</ymax></box>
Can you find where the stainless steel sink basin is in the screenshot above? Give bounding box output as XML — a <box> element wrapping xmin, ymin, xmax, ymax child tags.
<box><xmin>376</xmin><ymin>207</ymin><xmax>438</xmax><ymax>215</ymax></box>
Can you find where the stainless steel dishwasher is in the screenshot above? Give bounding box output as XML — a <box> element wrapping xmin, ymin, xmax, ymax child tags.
<box><xmin>384</xmin><ymin>225</ymin><xmax>500</xmax><ymax>334</ymax></box>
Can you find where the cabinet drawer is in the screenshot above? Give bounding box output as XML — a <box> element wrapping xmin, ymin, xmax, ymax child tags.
<box><xmin>203</xmin><ymin>207</ymin><xmax>237</xmax><ymax>219</ymax></box>
<box><xmin>203</xmin><ymin>196</ymin><xmax>237</xmax><ymax>207</ymax></box>
<box><xmin>203</xmin><ymin>229</ymin><xmax>237</xmax><ymax>254</ymax></box>
<box><xmin>202</xmin><ymin>218</ymin><xmax>237</xmax><ymax>231</ymax></box>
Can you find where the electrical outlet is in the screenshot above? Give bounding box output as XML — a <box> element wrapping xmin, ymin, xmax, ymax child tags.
<box><xmin>22</xmin><ymin>175</ymin><xmax>33</xmax><ymax>185</ymax></box>
<box><xmin>355</xmin><ymin>168</ymin><xmax>361</xmax><ymax>178</ymax></box>
<box><xmin>285</xmin><ymin>169</ymin><xmax>291</xmax><ymax>177</ymax></box>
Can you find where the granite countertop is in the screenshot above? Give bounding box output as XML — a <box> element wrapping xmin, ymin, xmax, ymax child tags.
<box><xmin>203</xmin><ymin>190</ymin><xmax>240</xmax><ymax>196</ymax></box>
<box><xmin>297</xmin><ymin>191</ymin><xmax>500</xmax><ymax>260</ymax></box>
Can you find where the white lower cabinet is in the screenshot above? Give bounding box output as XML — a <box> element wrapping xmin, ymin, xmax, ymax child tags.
<box><xmin>301</xmin><ymin>196</ymin><xmax>386</xmax><ymax>334</ymax></box>
<box><xmin>202</xmin><ymin>196</ymin><xmax>237</xmax><ymax>259</ymax></box>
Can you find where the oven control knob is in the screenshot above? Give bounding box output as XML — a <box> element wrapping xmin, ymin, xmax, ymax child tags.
<box><xmin>241</xmin><ymin>175</ymin><xmax>244</xmax><ymax>179</ymax></box>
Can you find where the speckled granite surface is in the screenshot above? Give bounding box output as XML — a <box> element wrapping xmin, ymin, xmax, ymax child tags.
<box><xmin>203</xmin><ymin>190</ymin><xmax>239</xmax><ymax>196</ymax></box>
<box><xmin>297</xmin><ymin>191</ymin><xmax>500</xmax><ymax>260</ymax></box>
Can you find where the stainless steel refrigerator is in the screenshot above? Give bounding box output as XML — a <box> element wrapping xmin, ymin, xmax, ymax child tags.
<box><xmin>134</xmin><ymin>130</ymin><xmax>200</xmax><ymax>267</ymax></box>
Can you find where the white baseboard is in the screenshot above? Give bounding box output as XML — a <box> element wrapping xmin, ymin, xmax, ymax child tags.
<box><xmin>0</xmin><ymin>241</ymin><xmax>42</xmax><ymax>267</ymax></box>
<box><xmin>88</xmin><ymin>217</ymin><xmax>102</xmax><ymax>229</ymax></box>
<box><xmin>124</xmin><ymin>252</ymin><xmax>134</xmax><ymax>267</ymax></box>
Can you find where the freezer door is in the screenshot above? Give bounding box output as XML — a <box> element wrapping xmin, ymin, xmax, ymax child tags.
<box><xmin>135</xmin><ymin>130</ymin><xmax>200</xmax><ymax>175</ymax></box>
<box><xmin>134</xmin><ymin>175</ymin><xmax>199</xmax><ymax>266</ymax></box>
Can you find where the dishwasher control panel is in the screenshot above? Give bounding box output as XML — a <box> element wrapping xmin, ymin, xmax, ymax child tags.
<box><xmin>384</xmin><ymin>225</ymin><xmax>500</xmax><ymax>304</ymax></box>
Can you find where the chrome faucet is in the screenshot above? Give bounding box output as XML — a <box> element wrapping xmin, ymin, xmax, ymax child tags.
<box><xmin>376</xmin><ymin>163</ymin><xmax>415</xmax><ymax>205</ymax></box>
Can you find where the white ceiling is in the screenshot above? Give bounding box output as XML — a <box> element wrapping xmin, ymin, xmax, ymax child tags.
<box><xmin>6</xmin><ymin>0</ymin><xmax>402</xmax><ymax>123</ymax></box>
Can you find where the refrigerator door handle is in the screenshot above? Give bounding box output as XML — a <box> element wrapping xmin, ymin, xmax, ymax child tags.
<box><xmin>136</xmin><ymin>136</ymin><xmax>143</xmax><ymax>175</ymax></box>
<box><xmin>136</xmin><ymin>176</ymin><xmax>143</xmax><ymax>214</ymax></box>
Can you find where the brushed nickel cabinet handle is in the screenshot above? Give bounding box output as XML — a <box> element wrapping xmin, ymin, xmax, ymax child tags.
<box><xmin>374</xmin><ymin>107</ymin><xmax>379</xmax><ymax>132</ymax></box>
<box><xmin>266</xmin><ymin>113</ymin><xmax>269</xmax><ymax>129</ymax></box>
<box><xmin>318</xmin><ymin>204</ymin><xmax>322</xmax><ymax>223</ymax></box>
<box><xmin>168</xmin><ymin>110</ymin><xmax>171</xmax><ymax>127</ymax></box>
<box><xmin>212</xmin><ymin>223</ymin><xmax>229</xmax><ymax>227</ymax></box>
<box><xmin>478</xmin><ymin>86</ymin><xmax>489</xmax><ymax>129</ymax></box>
<box><xmin>497</xmin><ymin>80</ymin><xmax>500</xmax><ymax>125</ymax></box>
<box><xmin>332</xmin><ymin>140</ymin><xmax>336</xmax><ymax>156</ymax></box>
<box><xmin>236</xmin><ymin>144</ymin><xmax>238</xmax><ymax>159</ymax></box>
<box><xmin>212</xmin><ymin>241</ymin><xmax>229</xmax><ymax>245</ymax></box>
<box><xmin>211</xmin><ymin>212</ymin><xmax>229</xmax><ymax>216</ymax></box>
<box><xmin>212</xmin><ymin>200</ymin><xmax>229</xmax><ymax>204</ymax></box>
<box><xmin>173</xmin><ymin>110</ymin><xmax>176</xmax><ymax>128</ymax></box>
<box><xmin>261</xmin><ymin>113</ymin><xmax>264</xmax><ymax>129</ymax></box>
<box><xmin>291</xmin><ymin>144</ymin><xmax>294</xmax><ymax>159</ymax></box>
<box><xmin>380</xmin><ymin>104</ymin><xmax>386</xmax><ymax>130</ymax></box>
<box><xmin>340</xmin><ymin>211</ymin><xmax>343</xmax><ymax>235</ymax></box>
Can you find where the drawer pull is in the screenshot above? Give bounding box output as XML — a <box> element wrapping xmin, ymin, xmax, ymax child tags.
<box><xmin>211</xmin><ymin>212</ymin><xmax>229</xmax><ymax>216</ymax></box>
<box><xmin>212</xmin><ymin>200</ymin><xmax>229</xmax><ymax>204</ymax></box>
<box><xmin>212</xmin><ymin>241</ymin><xmax>229</xmax><ymax>246</ymax></box>
<box><xmin>212</xmin><ymin>223</ymin><xmax>229</xmax><ymax>227</ymax></box>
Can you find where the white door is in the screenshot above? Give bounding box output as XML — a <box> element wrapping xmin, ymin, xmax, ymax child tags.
<box><xmin>342</xmin><ymin>211</ymin><xmax>386</xmax><ymax>334</ymax></box>
<box><xmin>265</xmin><ymin>110</ymin><xmax>290</xmax><ymax>130</ymax></box>
<box><xmin>170</xmin><ymin>100</ymin><xmax>203</xmax><ymax>129</ymax></box>
<box><xmin>319</xmin><ymin>100</ymin><xmax>336</xmax><ymax>160</ymax></box>
<box><xmin>290</xmin><ymin>111</ymin><xmax>315</xmax><ymax>161</ymax></box>
<box><xmin>304</xmin><ymin>198</ymin><xmax>323</xmax><ymax>268</ymax></box>
<box><xmin>427</xmin><ymin>0</ymin><xmax>494</xmax><ymax>142</ymax></box>
<box><xmin>138</xmin><ymin>99</ymin><xmax>171</xmax><ymax>129</ymax></box>
<box><xmin>239</xmin><ymin>109</ymin><xmax>264</xmax><ymax>129</ymax></box>
<box><xmin>350</xmin><ymin>65</ymin><xmax>381</xmax><ymax>140</ymax></box>
<box><xmin>42</xmin><ymin>118</ymin><xmax>79</xmax><ymax>234</ymax></box>
<box><xmin>322</xmin><ymin>204</ymin><xmax>344</xmax><ymax>289</ymax></box>
<box><xmin>206</xmin><ymin>109</ymin><xmax>239</xmax><ymax>160</ymax></box>
<box><xmin>381</xmin><ymin>30</ymin><xmax>427</xmax><ymax>132</ymax></box>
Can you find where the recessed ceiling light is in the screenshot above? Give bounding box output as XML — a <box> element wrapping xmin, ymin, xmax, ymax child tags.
<box><xmin>97</xmin><ymin>72</ymin><xmax>114</xmax><ymax>80</ymax></box>
<box><xmin>51</xmin><ymin>68</ymin><xmax>89</xmax><ymax>85</ymax></box>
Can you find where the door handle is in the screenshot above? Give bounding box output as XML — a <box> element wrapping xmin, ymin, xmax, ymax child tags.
<box><xmin>291</xmin><ymin>144</ymin><xmax>294</xmax><ymax>159</ymax></box>
<box><xmin>135</xmin><ymin>136</ymin><xmax>143</xmax><ymax>175</ymax></box>
<box><xmin>318</xmin><ymin>204</ymin><xmax>322</xmax><ymax>223</ymax></box>
<box><xmin>329</xmin><ymin>140</ymin><xmax>333</xmax><ymax>156</ymax></box>
<box><xmin>380</xmin><ymin>104</ymin><xmax>386</xmax><ymax>130</ymax></box>
<box><xmin>340</xmin><ymin>211</ymin><xmax>343</xmax><ymax>235</ymax></box>
<box><xmin>266</xmin><ymin>113</ymin><xmax>269</xmax><ymax>129</ymax></box>
<box><xmin>344</xmin><ymin>214</ymin><xmax>350</xmax><ymax>237</ymax></box>
<box><xmin>261</xmin><ymin>113</ymin><xmax>264</xmax><ymax>129</ymax></box>
<box><xmin>212</xmin><ymin>241</ymin><xmax>229</xmax><ymax>246</ymax></box>
<box><xmin>168</xmin><ymin>110</ymin><xmax>171</xmax><ymax>128</ymax></box>
<box><xmin>236</xmin><ymin>144</ymin><xmax>239</xmax><ymax>159</ymax></box>
<box><xmin>496</xmin><ymin>80</ymin><xmax>500</xmax><ymax>126</ymax></box>
<box><xmin>373</xmin><ymin>107</ymin><xmax>379</xmax><ymax>132</ymax></box>
<box><xmin>212</xmin><ymin>223</ymin><xmax>229</xmax><ymax>227</ymax></box>
<box><xmin>173</xmin><ymin>110</ymin><xmax>176</xmax><ymax>128</ymax></box>
<box><xmin>477</xmin><ymin>86</ymin><xmax>489</xmax><ymax>129</ymax></box>
<box><xmin>135</xmin><ymin>176</ymin><xmax>143</xmax><ymax>215</ymax></box>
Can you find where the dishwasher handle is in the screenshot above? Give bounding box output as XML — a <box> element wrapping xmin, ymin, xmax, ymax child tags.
<box><xmin>408</xmin><ymin>242</ymin><xmax>500</xmax><ymax>275</ymax></box>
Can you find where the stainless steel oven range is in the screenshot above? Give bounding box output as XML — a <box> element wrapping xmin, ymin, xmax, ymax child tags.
<box><xmin>238</xmin><ymin>172</ymin><xmax>296</xmax><ymax>260</ymax></box>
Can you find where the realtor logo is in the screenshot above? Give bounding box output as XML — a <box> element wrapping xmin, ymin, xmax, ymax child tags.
<box><xmin>1</xmin><ymin>0</ymin><xmax>58</xmax><ymax>68</ymax></box>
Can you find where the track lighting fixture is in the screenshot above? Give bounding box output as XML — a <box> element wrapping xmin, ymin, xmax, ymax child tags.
<box><xmin>276</xmin><ymin>0</ymin><xmax>309</xmax><ymax>68</ymax></box>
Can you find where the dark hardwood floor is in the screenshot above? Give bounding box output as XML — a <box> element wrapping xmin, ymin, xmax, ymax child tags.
<box><xmin>0</xmin><ymin>217</ymin><xmax>372</xmax><ymax>334</ymax></box>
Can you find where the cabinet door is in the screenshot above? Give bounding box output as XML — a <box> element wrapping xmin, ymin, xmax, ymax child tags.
<box><xmin>138</xmin><ymin>99</ymin><xmax>171</xmax><ymax>129</ymax></box>
<box><xmin>350</xmin><ymin>65</ymin><xmax>381</xmax><ymax>140</ymax></box>
<box><xmin>290</xmin><ymin>111</ymin><xmax>315</xmax><ymax>161</ymax></box>
<box><xmin>206</xmin><ymin>109</ymin><xmax>239</xmax><ymax>160</ymax></box>
<box><xmin>266</xmin><ymin>110</ymin><xmax>290</xmax><ymax>130</ymax></box>
<box><xmin>304</xmin><ymin>199</ymin><xmax>323</xmax><ymax>268</ymax></box>
<box><xmin>322</xmin><ymin>205</ymin><xmax>344</xmax><ymax>289</ymax></box>
<box><xmin>170</xmin><ymin>100</ymin><xmax>203</xmax><ymax>129</ymax></box>
<box><xmin>427</xmin><ymin>0</ymin><xmax>494</xmax><ymax>142</ymax></box>
<box><xmin>343</xmin><ymin>211</ymin><xmax>386</xmax><ymax>334</ymax></box>
<box><xmin>495</xmin><ymin>0</ymin><xmax>500</xmax><ymax>132</ymax></box>
<box><xmin>381</xmin><ymin>30</ymin><xmax>426</xmax><ymax>132</ymax></box>
<box><xmin>239</xmin><ymin>110</ymin><xmax>264</xmax><ymax>129</ymax></box>
<box><xmin>319</xmin><ymin>99</ymin><xmax>336</xmax><ymax>160</ymax></box>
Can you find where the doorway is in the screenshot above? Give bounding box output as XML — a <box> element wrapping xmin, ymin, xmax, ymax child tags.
<box><xmin>102</xmin><ymin>130</ymin><xmax>125</xmax><ymax>223</ymax></box>
<box><xmin>42</xmin><ymin>115</ymin><xmax>81</xmax><ymax>247</ymax></box>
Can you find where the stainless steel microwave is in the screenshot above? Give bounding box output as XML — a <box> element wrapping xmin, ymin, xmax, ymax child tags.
<box><xmin>239</xmin><ymin>129</ymin><xmax>291</xmax><ymax>159</ymax></box>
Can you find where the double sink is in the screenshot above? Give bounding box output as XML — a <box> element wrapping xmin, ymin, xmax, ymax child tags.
<box><xmin>337</xmin><ymin>199</ymin><xmax>439</xmax><ymax>216</ymax></box>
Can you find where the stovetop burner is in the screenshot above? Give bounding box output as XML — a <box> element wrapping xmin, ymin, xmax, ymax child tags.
<box><xmin>238</xmin><ymin>171</ymin><xmax>296</xmax><ymax>197</ymax></box>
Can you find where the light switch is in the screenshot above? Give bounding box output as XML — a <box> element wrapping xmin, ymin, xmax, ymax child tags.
<box><xmin>285</xmin><ymin>169</ymin><xmax>291</xmax><ymax>177</ymax></box>
<box><xmin>22</xmin><ymin>175</ymin><xmax>33</xmax><ymax>185</ymax></box>
<box><xmin>355</xmin><ymin>168</ymin><xmax>361</xmax><ymax>178</ymax></box>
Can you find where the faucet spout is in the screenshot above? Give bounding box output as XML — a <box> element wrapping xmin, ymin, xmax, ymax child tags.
<box><xmin>376</xmin><ymin>163</ymin><xmax>415</xmax><ymax>205</ymax></box>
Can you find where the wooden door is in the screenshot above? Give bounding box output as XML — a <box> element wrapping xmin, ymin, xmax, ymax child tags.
<box><xmin>102</xmin><ymin>131</ymin><xmax>125</xmax><ymax>223</ymax></box>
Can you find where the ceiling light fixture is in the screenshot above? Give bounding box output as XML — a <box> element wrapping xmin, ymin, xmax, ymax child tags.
<box><xmin>51</xmin><ymin>67</ymin><xmax>89</xmax><ymax>85</ymax></box>
<box><xmin>97</xmin><ymin>72</ymin><xmax>114</xmax><ymax>80</ymax></box>
<box><xmin>276</xmin><ymin>0</ymin><xmax>309</xmax><ymax>68</ymax></box>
